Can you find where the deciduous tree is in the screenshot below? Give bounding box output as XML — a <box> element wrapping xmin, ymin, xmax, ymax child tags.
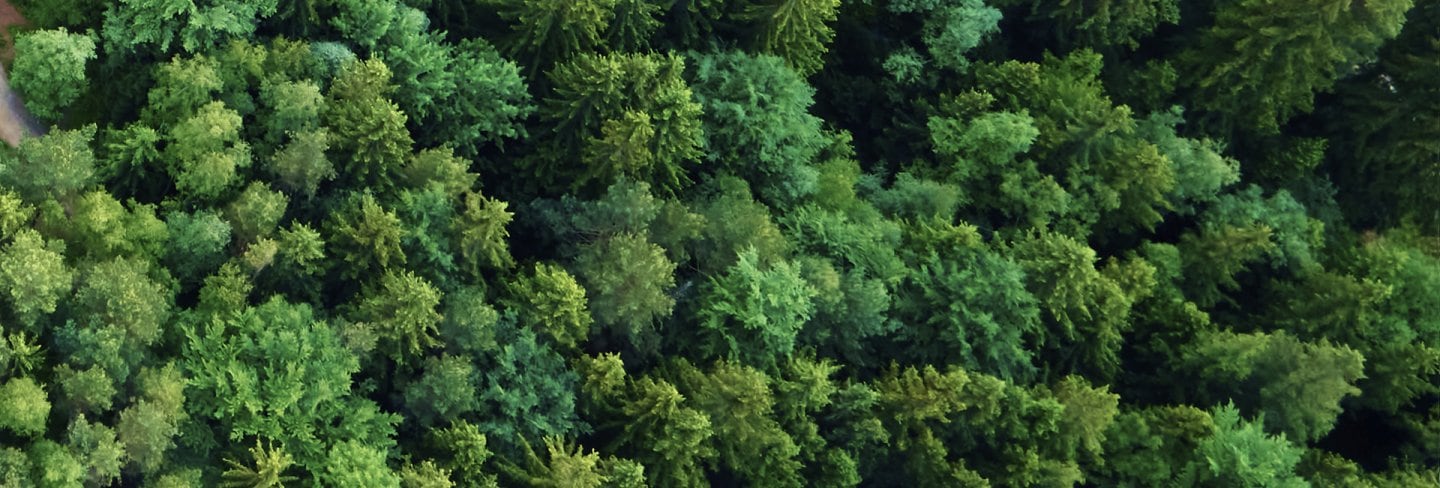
<box><xmin>11</xmin><ymin>28</ymin><xmax>97</xmax><ymax>121</ymax></box>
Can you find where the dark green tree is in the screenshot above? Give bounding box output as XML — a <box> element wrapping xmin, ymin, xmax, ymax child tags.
<box><xmin>688</xmin><ymin>51</ymin><xmax>826</xmax><ymax>203</ymax></box>
<box><xmin>327</xmin><ymin>192</ymin><xmax>407</xmax><ymax>279</ymax></box>
<box><xmin>324</xmin><ymin>58</ymin><xmax>414</xmax><ymax>192</ymax></box>
<box><xmin>1179</xmin><ymin>0</ymin><xmax>1413</xmax><ymax>133</ymax></box>
<box><xmin>533</xmin><ymin>52</ymin><xmax>703</xmax><ymax>193</ymax></box>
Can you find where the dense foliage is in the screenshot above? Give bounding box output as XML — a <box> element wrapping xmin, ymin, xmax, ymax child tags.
<box><xmin>1</xmin><ymin>0</ymin><xmax>1438</xmax><ymax>485</ymax></box>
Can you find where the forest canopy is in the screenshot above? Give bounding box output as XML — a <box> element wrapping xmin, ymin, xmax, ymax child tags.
<box><xmin>0</xmin><ymin>0</ymin><xmax>1438</xmax><ymax>486</ymax></box>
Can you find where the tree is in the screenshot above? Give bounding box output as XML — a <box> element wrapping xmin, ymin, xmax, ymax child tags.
<box><xmin>164</xmin><ymin>209</ymin><xmax>232</xmax><ymax>285</ymax></box>
<box><xmin>895</xmin><ymin>244</ymin><xmax>1041</xmax><ymax>382</ymax></box>
<box><xmin>0</xmin><ymin>377</ymin><xmax>50</xmax><ymax>438</ymax></box>
<box><xmin>795</xmin><ymin>257</ymin><xmax>895</xmax><ymax>367</ymax></box>
<box><xmin>255</xmin><ymin>78</ymin><xmax>325</xmax><ymax>156</ymax></box>
<box><xmin>453</xmin><ymin>191</ymin><xmax>515</xmax><ymax>277</ymax></box>
<box><xmin>0</xmin><ymin>190</ymin><xmax>33</xmax><ymax>241</ymax></box>
<box><xmin>608</xmin><ymin>0</ymin><xmax>663</xmax><ymax>51</ymax></box>
<box><xmin>101</xmin><ymin>0</ymin><xmax>280</xmax><ymax>56</ymax></box>
<box><xmin>220</xmin><ymin>440</ymin><xmax>297</xmax><ymax>488</ymax></box>
<box><xmin>1095</xmin><ymin>405</ymin><xmax>1215</xmax><ymax>487</ymax></box>
<box><xmin>508</xmin><ymin>263</ymin><xmax>594</xmax><ymax>352</ymax></box>
<box><xmin>697</xmin><ymin>248</ymin><xmax>817</xmax><ymax>370</ymax></box>
<box><xmin>327</xmin><ymin>192</ymin><xmax>407</xmax><ymax>279</ymax></box>
<box><xmin>54</xmin><ymin>364</ymin><xmax>116</xmax><ymax>416</ymax></box>
<box><xmin>11</xmin><ymin>28</ymin><xmax>97</xmax><ymax>121</ymax></box>
<box><xmin>142</xmin><ymin>55</ymin><xmax>223</xmax><ymax>129</ymax></box>
<box><xmin>671</xmin><ymin>359</ymin><xmax>804</xmax><ymax>487</ymax></box>
<box><xmin>0</xmin><ymin>125</ymin><xmax>98</xmax><ymax>204</ymax></box>
<box><xmin>1327</xmin><ymin>5</ymin><xmax>1440</xmax><ymax>229</ymax></box>
<box><xmin>1178</xmin><ymin>186</ymin><xmax>1323</xmax><ymax>307</ymax></box>
<box><xmin>55</xmin><ymin>190</ymin><xmax>169</xmax><ymax>261</ymax></box>
<box><xmin>497</xmin><ymin>0</ymin><xmax>618</xmax><ymax>68</ymax></box>
<box><xmin>267</xmin><ymin>129</ymin><xmax>335</xmax><ymax>200</ymax></box>
<box><xmin>404</xmin><ymin>354</ymin><xmax>481</xmax><ymax>427</ymax></box>
<box><xmin>691</xmin><ymin>177</ymin><xmax>790</xmax><ymax>273</ymax></box>
<box><xmin>884</xmin><ymin>0</ymin><xmax>1002</xmax><ymax>72</ymax></box>
<box><xmin>1179</xmin><ymin>0</ymin><xmax>1413</xmax><ymax>133</ymax></box>
<box><xmin>534</xmin><ymin>52</ymin><xmax>703</xmax><ymax>193</ymax></box>
<box><xmin>1182</xmin><ymin>330</ymin><xmax>1364</xmax><ymax>442</ymax></box>
<box><xmin>324</xmin><ymin>0</ymin><xmax>397</xmax><ymax>49</ymax></box>
<box><xmin>28</xmin><ymin>440</ymin><xmax>84</xmax><ymax>488</ymax></box>
<box><xmin>1002</xmin><ymin>0</ymin><xmax>1177</xmax><ymax>49</ymax></box>
<box><xmin>0</xmin><ymin>447</ymin><xmax>30</xmax><ymax>487</ymax></box>
<box><xmin>325</xmin><ymin>58</ymin><xmax>414</xmax><ymax>192</ymax></box>
<box><xmin>273</xmin><ymin>222</ymin><xmax>328</xmax><ymax>289</ymax></box>
<box><xmin>166</xmin><ymin>101</ymin><xmax>252</xmax><ymax>201</ymax></box>
<box><xmin>14</xmin><ymin>0</ymin><xmax>107</xmax><ymax>29</ymax></box>
<box><xmin>431</xmin><ymin>421</ymin><xmax>500</xmax><ymax>487</ymax></box>
<box><xmin>380</xmin><ymin>23</ymin><xmax>534</xmax><ymax>157</ymax></box>
<box><xmin>613</xmin><ymin>375</ymin><xmax>715</xmax><ymax>487</ymax></box>
<box><xmin>1048</xmin><ymin>376</ymin><xmax>1120</xmax><ymax>467</ymax></box>
<box><xmin>224</xmin><ymin>182</ymin><xmax>289</xmax><ymax>246</ymax></box>
<box><xmin>439</xmin><ymin>40</ymin><xmax>535</xmax><ymax>154</ymax></box>
<box><xmin>1134</xmin><ymin>108</ymin><xmax>1240</xmax><ymax>213</ymax></box>
<box><xmin>967</xmin><ymin>51</ymin><xmax>1176</xmax><ymax>234</ymax></box>
<box><xmin>1179</xmin><ymin>404</ymin><xmax>1308</xmax><ymax>487</ymax></box>
<box><xmin>0</xmin><ymin>230</ymin><xmax>74</xmax><ymax>326</ymax></box>
<box><xmin>870</xmin><ymin>364</ymin><xmax>1000</xmax><ymax>485</ymax></box>
<box><xmin>496</xmin><ymin>436</ymin><xmax>607</xmax><ymax>488</ymax></box>
<box><xmin>399</xmin><ymin>460</ymin><xmax>456</xmax><ymax>488</ymax></box>
<box><xmin>1007</xmin><ymin>231</ymin><xmax>1134</xmax><ymax>379</ymax></box>
<box><xmin>438</xmin><ymin>287</ymin><xmax>501</xmax><ymax>356</ymax></box>
<box><xmin>316</xmin><ymin>440</ymin><xmax>401</xmax><ymax>488</ymax></box>
<box><xmin>475</xmin><ymin>318</ymin><xmax>582</xmax><ymax>447</ymax></box>
<box><xmin>394</xmin><ymin>189</ymin><xmax>461</xmax><ymax>288</ymax></box>
<box><xmin>64</xmin><ymin>416</ymin><xmax>125</xmax><ymax>487</ymax></box>
<box><xmin>351</xmin><ymin>270</ymin><xmax>444</xmax><ymax>364</ymax></box>
<box><xmin>687</xmin><ymin>51</ymin><xmax>826</xmax><ymax>203</ymax></box>
<box><xmin>400</xmin><ymin>147</ymin><xmax>477</xmax><ymax>198</ymax></box>
<box><xmin>182</xmin><ymin>297</ymin><xmax>396</xmax><ymax>469</ymax></box>
<box><xmin>743</xmin><ymin>0</ymin><xmax>841</xmax><ymax>76</ymax></box>
<box><xmin>58</xmin><ymin>257</ymin><xmax>172</xmax><ymax>391</ymax></box>
<box><xmin>573</xmin><ymin>233</ymin><xmax>677</xmax><ymax>342</ymax></box>
<box><xmin>115</xmin><ymin>364</ymin><xmax>186</xmax><ymax>474</ymax></box>
<box><xmin>72</xmin><ymin>256</ymin><xmax>172</xmax><ymax>347</ymax></box>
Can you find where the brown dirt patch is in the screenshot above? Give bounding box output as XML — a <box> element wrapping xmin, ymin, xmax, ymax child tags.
<box><xmin>0</xmin><ymin>0</ymin><xmax>27</xmax><ymax>63</ymax></box>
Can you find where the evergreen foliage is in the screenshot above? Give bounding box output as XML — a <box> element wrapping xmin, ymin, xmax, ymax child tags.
<box><xmin>0</xmin><ymin>0</ymin><xmax>1434</xmax><ymax>484</ymax></box>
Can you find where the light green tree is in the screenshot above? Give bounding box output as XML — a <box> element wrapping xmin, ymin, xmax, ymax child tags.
<box><xmin>697</xmin><ymin>248</ymin><xmax>817</xmax><ymax>370</ymax></box>
<box><xmin>0</xmin><ymin>230</ymin><xmax>73</xmax><ymax>326</ymax></box>
<box><xmin>11</xmin><ymin>28</ymin><xmax>97</xmax><ymax>121</ymax></box>
<box><xmin>509</xmin><ymin>263</ymin><xmax>594</xmax><ymax>351</ymax></box>
<box><xmin>352</xmin><ymin>270</ymin><xmax>444</xmax><ymax>364</ymax></box>
<box><xmin>743</xmin><ymin>0</ymin><xmax>841</xmax><ymax>76</ymax></box>
<box><xmin>0</xmin><ymin>377</ymin><xmax>50</xmax><ymax>438</ymax></box>
<box><xmin>0</xmin><ymin>125</ymin><xmax>98</xmax><ymax>204</ymax></box>
<box><xmin>574</xmin><ymin>233</ymin><xmax>677</xmax><ymax>342</ymax></box>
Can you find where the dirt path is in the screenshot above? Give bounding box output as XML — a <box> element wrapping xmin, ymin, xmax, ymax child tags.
<box><xmin>0</xmin><ymin>64</ymin><xmax>41</xmax><ymax>146</ymax></box>
<box><xmin>0</xmin><ymin>0</ymin><xmax>22</xmax><ymax>63</ymax></box>
<box><xmin>0</xmin><ymin>0</ymin><xmax>40</xmax><ymax>147</ymax></box>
